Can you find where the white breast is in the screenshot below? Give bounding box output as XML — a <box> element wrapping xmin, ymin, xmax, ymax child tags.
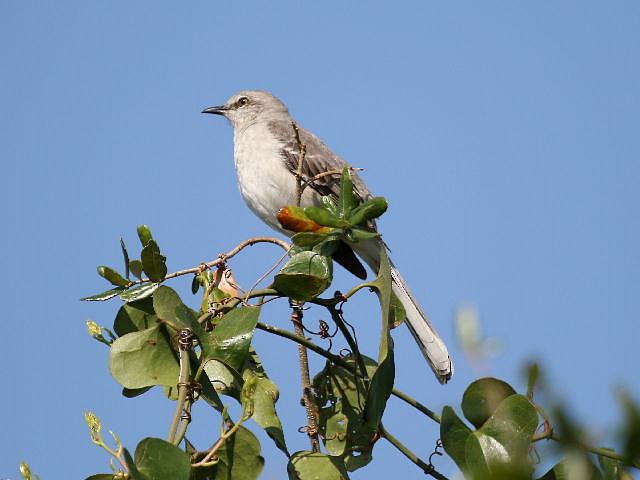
<box><xmin>233</xmin><ymin>123</ymin><xmax>317</xmax><ymax>233</ymax></box>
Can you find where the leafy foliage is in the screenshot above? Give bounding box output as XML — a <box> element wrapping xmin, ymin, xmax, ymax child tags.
<box><xmin>71</xmin><ymin>168</ymin><xmax>639</xmax><ymax>479</ymax></box>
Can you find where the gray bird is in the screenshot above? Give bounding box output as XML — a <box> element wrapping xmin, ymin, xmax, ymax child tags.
<box><xmin>203</xmin><ymin>90</ymin><xmax>453</xmax><ymax>383</ymax></box>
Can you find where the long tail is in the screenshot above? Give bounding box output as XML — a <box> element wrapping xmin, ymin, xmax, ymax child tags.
<box><xmin>390</xmin><ymin>265</ymin><xmax>453</xmax><ymax>383</ymax></box>
<box><xmin>353</xmin><ymin>239</ymin><xmax>454</xmax><ymax>383</ymax></box>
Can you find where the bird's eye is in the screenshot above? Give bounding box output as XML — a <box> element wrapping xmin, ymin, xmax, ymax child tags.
<box><xmin>237</xmin><ymin>97</ymin><xmax>249</xmax><ymax>107</ymax></box>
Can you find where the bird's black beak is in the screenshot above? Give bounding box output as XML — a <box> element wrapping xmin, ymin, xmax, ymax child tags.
<box><xmin>201</xmin><ymin>105</ymin><xmax>227</xmax><ymax>115</ymax></box>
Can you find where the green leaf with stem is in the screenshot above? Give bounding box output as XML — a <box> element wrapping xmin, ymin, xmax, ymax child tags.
<box><xmin>97</xmin><ymin>266</ymin><xmax>130</xmax><ymax>287</ymax></box>
<box><xmin>361</xmin><ymin>246</ymin><xmax>395</xmax><ymax>433</ymax></box>
<box><xmin>152</xmin><ymin>285</ymin><xmax>205</xmax><ymax>338</ymax></box>
<box><xmin>81</xmin><ymin>286</ymin><xmax>126</xmax><ymax>302</ymax></box>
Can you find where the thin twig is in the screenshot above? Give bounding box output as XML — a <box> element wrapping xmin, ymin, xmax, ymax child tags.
<box><xmin>391</xmin><ymin>388</ymin><xmax>441</xmax><ymax>423</ymax></box>
<box><xmin>130</xmin><ymin>237</ymin><xmax>291</xmax><ymax>286</ymax></box>
<box><xmin>291</xmin><ymin>122</ymin><xmax>307</xmax><ymax>206</ymax></box>
<box><xmin>533</xmin><ymin>431</ymin><xmax>640</xmax><ymax>470</ymax></box>
<box><xmin>290</xmin><ymin>303</ymin><xmax>321</xmax><ymax>452</ymax></box>
<box><xmin>327</xmin><ymin>304</ymin><xmax>370</xmax><ymax>385</ymax></box>
<box><xmin>380</xmin><ymin>424</ymin><xmax>449</xmax><ymax>479</ymax></box>
<box><xmin>192</xmin><ymin>420</ymin><xmax>244</xmax><ymax>468</ymax></box>
<box><xmin>242</xmin><ymin>246</ymin><xmax>292</xmax><ymax>305</ymax></box>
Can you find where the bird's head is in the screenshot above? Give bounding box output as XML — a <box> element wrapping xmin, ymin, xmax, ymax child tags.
<box><xmin>202</xmin><ymin>90</ymin><xmax>289</xmax><ymax>129</ymax></box>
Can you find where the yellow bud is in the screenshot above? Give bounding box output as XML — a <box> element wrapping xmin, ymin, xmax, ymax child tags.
<box><xmin>19</xmin><ymin>462</ymin><xmax>32</xmax><ymax>480</ymax></box>
<box><xmin>84</xmin><ymin>410</ymin><xmax>103</xmax><ymax>443</ymax></box>
<box><xmin>86</xmin><ymin>320</ymin><xmax>102</xmax><ymax>337</ymax></box>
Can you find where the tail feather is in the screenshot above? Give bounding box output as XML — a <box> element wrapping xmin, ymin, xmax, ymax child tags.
<box><xmin>390</xmin><ymin>266</ymin><xmax>453</xmax><ymax>384</ymax></box>
<box><xmin>353</xmin><ymin>239</ymin><xmax>454</xmax><ymax>383</ymax></box>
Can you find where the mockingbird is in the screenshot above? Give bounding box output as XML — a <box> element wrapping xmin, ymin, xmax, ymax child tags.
<box><xmin>203</xmin><ymin>90</ymin><xmax>453</xmax><ymax>383</ymax></box>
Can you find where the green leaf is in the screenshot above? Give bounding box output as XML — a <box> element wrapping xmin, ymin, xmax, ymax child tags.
<box><xmin>362</xmin><ymin>246</ymin><xmax>395</xmax><ymax>433</ymax></box>
<box><xmin>120</xmin><ymin>237</ymin><xmax>130</xmax><ymax>279</ymax></box>
<box><xmin>304</xmin><ymin>206</ymin><xmax>349</xmax><ymax>228</ymax></box>
<box><xmin>388</xmin><ymin>291</ymin><xmax>406</xmax><ymax>328</ymax></box>
<box><xmin>345</xmin><ymin>228</ymin><xmax>380</xmax><ymax>242</ymax></box>
<box><xmin>287</xmin><ymin>451</ymin><xmax>351</xmax><ymax>480</ymax></box>
<box><xmin>129</xmin><ymin>259</ymin><xmax>144</xmax><ymax>279</ymax></box>
<box><xmin>312</xmin><ymin>355</ymin><xmax>378</xmax><ymax>469</ymax></box>
<box><xmin>538</xmin><ymin>457</ymin><xmax>604</xmax><ymax>480</ymax></box>
<box><xmin>201</xmin><ymin>306</ymin><xmax>261</xmax><ymax>371</ymax></box>
<box><xmin>465</xmin><ymin>394</ymin><xmax>538</xmax><ymax>479</ymax></box>
<box><xmin>292</xmin><ymin>231</ymin><xmax>330</xmax><ymax>248</ymax></box>
<box><xmin>137</xmin><ymin>224</ymin><xmax>153</xmax><ymax>247</ymax></box>
<box><xmin>598</xmin><ymin>452</ymin><xmax>624</xmax><ymax>480</ymax></box>
<box><xmin>204</xmin><ymin>425</ymin><xmax>264</xmax><ymax>480</ymax></box>
<box><xmin>122</xmin><ymin>386</ymin><xmax>152</xmax><ymax>398</ymax></box>
<box><xmin>339</xmin><ymin>166</ymin><xmax>358</xmax><ymax>219</ymax></box>
<box><xmin>152</xmin><ymin>285</ymin><xmax>204</xmax><ymax>338</ymax></box>
<box><xmin>97</xmin><ymin>266</ymin><xmax>130</xmax><ymax>287</ymax></box>
<box><xmin>84</xmin><ymin>475</ymin><xmax>116</xmax><ymax>480</ymax></box>
<box><xmin>440</xmin><ymin>406</ymin><xmax>474</xmax><ymax>471</ymax></box>
<box><xmin>321</xmin><ymin>195</ymin><xmax>340</xmax><ymax>216</ymax></box>
<box><xmin>109</xmin><ymin>325</ymin><xmax>179</xmax><ymax>388</ymax></box>
<box><xmin>123</xmin><ymin>447</ymin><xmax>144</xmax><ymax>480</ymax></box>
<box><xmin>618</xmin><ymin>389</ymin><xmax>640</xmax><ymax>466</ymax></box>
<box><xmin>114</xmin><ymin>297</ymin><xmax>157</xmax><ymax>336</ymax></box>
<box><xmin>204</xmin><ymin>359</ymin><xmax>243</xmax><ymax>398</ymax></box>
<box><xmin>324</xmin><ymin>411</ymin><xmax>348</xmax><ymax>456</ymax></box>
<box><xmin>347</xmin><ymin>197</ymin><xmax>388</xmax><ymax>227</ymax></box>
<box><xmin>462</xmin><ymin>377</ymin><xmax>517</xmax><ymax>429</ymax></box>
<box><xmin>119</xmin><ymin>283</ymin><xmax>159</xmax><ymax>302</ymax></box>
<box><xmin>272</xmin><ymin>251</ymin><xmax>333</xmax><ymax>301</ymax></box>
<box><xmin>242</xmin><ymin>350</ymin><xmax>289</xmax><ymax>456</ymax></box>
<box><xmin>141</xmin><ymin>239</ymin><xmax>167</xmax><ymax>282</ymax></box>
<box><xmin>134</xmin><ymin>437</ymin><xmax>191</xmax><ymax>480</ymax></box>
<box><xmin>81</xmin><ymin>286</ymin><xmax>126</xmax><ymax>301</ymax></box>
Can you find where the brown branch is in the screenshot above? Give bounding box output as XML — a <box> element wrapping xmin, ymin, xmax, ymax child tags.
<box><xmin>290</xmin><ymin>303</ymin><xmax>321</xmax><ymax>452</ymax></box>
<box><xmin>130</xmin><ymin>237</ymin><xmax>291</xmax><ymax>286</ymax></box>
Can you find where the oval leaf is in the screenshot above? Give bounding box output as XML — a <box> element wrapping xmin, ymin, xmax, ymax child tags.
<box><xmin>273</xmin><ymin>251</ymin><xmax>333</xmax><ymax>301</ymax></box>
<box><xmin>97</xmin><ymin>266</ymin><xmax>130</xmax><ymax>287</ymax></box>
<box><xmin>134</xmin><ymin>437</ymin><xmax>191</xmax><ymax>480</ymax></box>
<box><xmin>109</xmin><ymin>325</ymin><xmax>179</xmax><ymax>388</ymax></box>
<box><xmin>348</xmin><ymin>197</ymin><xmax>388</xmax><ymax>226</ymax></box>
<box><xmin>288</xmin><ymin>451</ymin><xmax>350</xmax><ymax>480</ymax></box>
<box><xmin>141</xmin><ymin>239</ymin><xmax>167</xmax><ymax>283</ymax></box>
<box><xmin>462</xmin><ymin>377</ymin><xmax>517</xmax><ymax>428</ymax></box>
<box><xmin>137</xmin><ymin>224</ymin><xmax>153</xmax><ymax>247</ymax></box>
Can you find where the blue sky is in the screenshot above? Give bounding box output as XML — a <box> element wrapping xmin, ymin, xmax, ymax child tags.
<box><xmin>1</xmin><ymin>2</ymin><xmax>639</xmax><ymax>479</ymax></box>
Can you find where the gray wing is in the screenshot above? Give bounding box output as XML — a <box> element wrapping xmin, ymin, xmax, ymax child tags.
<box><xmin>268</xmin><ymin>120</ymin><xmax>373</xmax><ymax>203</ymax></box>
<box><xmin>268</xmin><ymin>119</ymin><xmax>375</xmax><ymax>280</ymax></box>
